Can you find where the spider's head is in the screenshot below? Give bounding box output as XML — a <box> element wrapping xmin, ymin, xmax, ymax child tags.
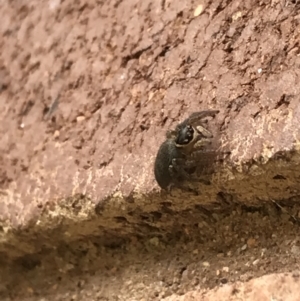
<box><xmin>175</xmin><ymin>125</ymin><xmax>195</xmax><ymax>147</ymax></box>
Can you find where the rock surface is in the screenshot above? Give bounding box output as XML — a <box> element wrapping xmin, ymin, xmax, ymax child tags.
<box><xmin>1</xmin><ymin>0</ymin><xmax>300</xmax><ymax>300</ymax></box>
<box><xmin>164</xmin><ymin>273</ymin><xmax>300</xmax><ymax>301</ymax></box>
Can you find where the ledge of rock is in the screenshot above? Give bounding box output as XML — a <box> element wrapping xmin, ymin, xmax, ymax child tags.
<box><xmin>2</xmin><ymin>1</ymin><xmax>300</xmax><ymax>300</ymax></box>
<box><xmin>0</xmin><ymin>0</ymin><xmax>300</xmax><ymax>259</ymax></box>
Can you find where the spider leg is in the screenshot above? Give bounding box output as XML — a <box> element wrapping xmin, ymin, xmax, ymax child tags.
<box><xmin>187</xmin><ymin>110</ymin><xmax>219</xmax><ymax>125</ymax></box>
<box><xmin>169</xmin><ymin>160</ymin><xmax>192</xmax><ymax>179</ymax></box>
<box><xmin>169</xmin><ymin>158</ymin><xmax>199</xmax><ymax>181</ymax></box>
<box><xmin>166</xmin><ymin>129</ymin><xmax>177</xmax><ymax>139</ymax></box>
<box><xmin>195</xmin><ymin>125</ymin><xmax>213</xmax><ymax>138</ymax></box>
<box><xmin>192</xmin><ymin>137</ymin><xmax>213</xmax><ymax>149</ymax></box>
<box><xmin>172</xmin><ymin>158</ymin><xmax>197</xmax><ymax>168</ymax></box>
<box><xmin>191</xmin><ymin>149</ymin><xmax>231</xmax><ymax>160</ymax></box>
<box><xmin>190</xmin><ymin>149</ymin><xmax>218</xmax><ymax>159</ymax></box>
<box><xmin>176</xmin><ymin>110</ymin><xmax>219</xmax><ymax>130</ymax></box>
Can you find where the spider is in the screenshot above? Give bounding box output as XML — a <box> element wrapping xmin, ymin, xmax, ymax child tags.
<box><xmin>154</xmin><ymin>110</ymin><xmax>219</xmax><ymax>190</ymax></box>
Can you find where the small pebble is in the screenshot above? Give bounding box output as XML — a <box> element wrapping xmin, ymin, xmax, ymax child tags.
<box><xmin>253</xmin><ymin>259</ymin><xmax>260</xmax><ymax>265</ymax></box>
<box><xmin>241</xmin><ymin>244</ymin><xmax>247</xmax><ymax>251</ymax></box>
<box><xmin>222</xmin><ymin>267</ymin><xmax>229</xmax><ymax>273</ymax></box>
<box><xmin>54</xmin><ymin>130</ymin><xmax>60</xmax><ymax>138</ymax></box>
<box><xmin>261</xmin><ymin>248</ymin><xmax>267</xmax><ymax>257</ymax></box>
<box><xmin>194</xmin><ymin>4</ymin><xmax>204</xmax><ymax>17</ymax></box>
<box><xmin>232</xmin><ymin>11</ymin><xmax>242</xmax><ymax>20</ymax></box>
<box><xmin>149</xmin><ymin>237</ymin><xmax>159</xmax><ymax>246</ymax></box>
<box><xmin>76</xmin><ymin>116</ymin><xmax>85</xmax><ymax>122</ymax></box>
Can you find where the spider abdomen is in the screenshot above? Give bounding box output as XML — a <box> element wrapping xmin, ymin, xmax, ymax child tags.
<box><xmin>154</xmin><ymin>139</ymin><xmax>185</xmax><ymax>189</ymax></box>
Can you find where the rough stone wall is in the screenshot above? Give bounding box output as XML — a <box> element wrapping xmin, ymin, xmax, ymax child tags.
<box><xmin>1</xmin><ymin>0</ymin><xmax>300</xmax><ymax>300</ymax></box>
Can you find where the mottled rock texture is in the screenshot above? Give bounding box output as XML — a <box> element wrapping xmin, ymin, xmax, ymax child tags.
<box><xmin>1</xmin><ymin>0</ymin><xmax>300</xmax><ymax>300</ymax></box>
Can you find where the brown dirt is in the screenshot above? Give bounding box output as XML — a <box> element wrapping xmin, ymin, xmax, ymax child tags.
<box><xmin>2</xmin><ymin>202</ymin><xmax>300</xmax><ymax>300</ymax></box>
<box><xmin>1</xmin><ymin>0</ymin><xmax>300</xmax><ymax>300</ymax></box>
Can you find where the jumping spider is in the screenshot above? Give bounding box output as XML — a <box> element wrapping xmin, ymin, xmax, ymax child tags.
<box><xmin>154</xmin><ymin>110</ymin><xmax>219</xmax><ymax>190</ymax></box>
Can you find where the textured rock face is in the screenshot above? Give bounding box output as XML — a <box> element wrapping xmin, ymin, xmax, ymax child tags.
<box><xmin>163</xmin><ymin>273</ymin><xmax>300</xmax><ymax>301</ymax></box>
<box><xmin>0</xmin><ymin>0</ymin><xmax>300</xmax><ymax>300</ymax></box>
<box><xmin>1</xmin><ymin>0</ymin><xmax>300</xmax><ymax>243</ymax></box>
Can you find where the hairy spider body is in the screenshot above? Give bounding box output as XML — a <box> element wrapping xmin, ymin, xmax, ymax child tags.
<box><xmin>154</xmin><ymin>139</ymin><xmax>186</xmax><ymax>189</ymax></box>
<box><xmin>154</xmin><ymin>110</ymin><xmax>219</xmax><ymax>190</ymax></box>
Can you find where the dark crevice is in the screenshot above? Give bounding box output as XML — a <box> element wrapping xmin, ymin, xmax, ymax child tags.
<box><xmin>121</xmin><ymin>45</ymin><xmax>152</xmax><ymax>67</ymax></box>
